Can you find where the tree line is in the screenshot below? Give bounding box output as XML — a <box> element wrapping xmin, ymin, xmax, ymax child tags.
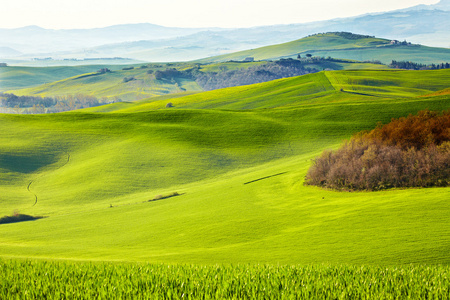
<box><xmin>195</xmin><ymin>60</ymin><xmax>319</xmax><ymax>91</ymax></box>
<box><xmin>389</xmin><ymin>60</ymin><xmax>450</xmax><ymax>70</ymax></box>
<box><xmin>0</xmin><ymin>92</ymin><xmax>114</xmax><ymax>114</ymax></box>
<box><xmin>151</xmin><ymin>59</ymin><xmax>320</xmax><ymax>91</ymax></box>
<box><xmin>0</xmin><ymin>93</ymin><xmax>56</xmax><ymax>108</ymax></box>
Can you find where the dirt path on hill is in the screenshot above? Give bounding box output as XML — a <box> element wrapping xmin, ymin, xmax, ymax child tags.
<box><xmin>27</xmin><ymin>153</ymin><xmax>70</xmax><ymax>207</ymax></box>
<box><xmin>27</xmin><ymin>180</ymin><xmax>38</xmax><ymax>206</ymax></box>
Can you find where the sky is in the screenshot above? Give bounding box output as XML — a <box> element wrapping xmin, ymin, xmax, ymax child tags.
<box><xmin>2</xmin><ymin>0</ymin><xmax>440</xmax><ymax>29</ymax></box>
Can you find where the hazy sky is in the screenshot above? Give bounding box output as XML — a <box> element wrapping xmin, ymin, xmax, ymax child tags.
<box><xmin>2</xmin><ymin>0</ymin><xmax>440</xmax><ymax>29</ymax></box>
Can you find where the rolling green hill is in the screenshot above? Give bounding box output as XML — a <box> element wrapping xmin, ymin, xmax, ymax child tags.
<box><xmin>8</xmin><ymin>65</ymin><xmax>203</xmax><ymax>101</ymax></box>
<box><xmin>85</xmin><ymin>69</ymin><xmax>450</xmax><ymax>112</ymax></box>
<box><xmin>0</xmin><ymin>65</ymin><xmax>118</xmax><ymax>91</ymax></box>
<box><xmin>198</xmin><ymin>32</ymin><xmax>450</xmax><ymax>64</ymax></box>
<box><xmin>5</xmin><ymin>32</ymin><xmax>448</xmax><ymax>105</ymax></box>
<box><xmin>0</xmin><ymin>69</ymin><xmax>449</xmax><ymax>264</ymax></box>
<box><xmin>5</xmin><ymin>59</ymin><xmax>388</xmax><ymax>102</ymax></box>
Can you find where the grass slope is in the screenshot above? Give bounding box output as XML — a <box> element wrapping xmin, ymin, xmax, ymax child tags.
<box><xmin>87</xmin><ymin>69</ymin><xmax>450</xmax><ymax>112</ymax></box>
<box><xmin>5</xmin><ymin>60</ymin><xmax>388</xmax><ymax>103</ymax></box>
<box><xmin>9</xmin><ymin>67</ymin><xmax>203</xmax><ymax>101</ymax></box>
<box><xmin>198</xmin><ymin>33</ymin><xmax>450</xmax><ymax>64</ymax></box>
<box><xmin>0</xmin><ymin>69</ymin><xmax>449</xmax><ymax>264</ymax></box>
<box><xmin>0</xmin><ymin>65</ymin><xmax>116</xmax><ymax>91</ymax></box>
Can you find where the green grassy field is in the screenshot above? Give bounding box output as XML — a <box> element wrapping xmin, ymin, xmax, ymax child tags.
<box><xmin>1</xmin><ymin>69</ymin><xmax>449</xmax><ymax>267</ymax></box>
<box><xmin>3</xmin><ymin>59</ymin><xmax>390</xmax><ymax>103</ymax></box>
<box><xmin>0</xmin><ymin>65</ymin><xmax>117</xmax><ymax>91</ymax></box>
<box><xmin>2</xmin><ymin>32</ymin><xmax>449</xmax><ymax>106</ymax></box>
<box><xmin>1</xmin><ymin>260</ymin><xmax>449</xmax><ymax>299</ymax></box>
<box><xmin>85</xmin><ymin>69</ymin><xmax>450</xmax><ymax>112</ymax></box>
<box><xmin>8</xmin><ymin>66</ymin><xmax>203</xmax><ymax>101</ymax></box>
<box><xmin>198</xmin><ymin>33</ymin><xmax>450</xmax><ymax>64</ymax></box>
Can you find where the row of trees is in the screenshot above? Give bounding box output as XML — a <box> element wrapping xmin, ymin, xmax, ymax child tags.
<box><xmin>306</xmin><ymin>32</ymin><xmax>375</xmax><ymax>40</ymax></box>
<box><xmin>0</xmin><ymin>93</ymin><xmax>56</xmax><ymax>108</ymax></box>
<box><xmin>194</xmin><ymin>60</ymin><xmax>319</xmax><ymax>91</ymax></box>
<box><xmin>389</xmin><ymin>60</ymin><xmax>450</xmax><ymax>70</ymax></box>
<box><xmin>154</xmin><ymin>68</ymin><xmax>184</xmax><ymax>81</ymax></box>
<box><xmin>305</xmin><ymin>110</ymin><xmax>450</xmax><ymax>191</ymax></box>
<box><xmin>150</xmin><ymin>62</ymin><xmax>319</xmax><ymax>91</ymax></box>
<box><xmin>0</xmin><ymin>93</ymin><xmax>113</xmax><ymax>113</ymax></box>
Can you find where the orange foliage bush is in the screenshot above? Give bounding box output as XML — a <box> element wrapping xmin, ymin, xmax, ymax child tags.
<box><xmin>362</xmin><ymin>110</ymin><xmax>450</xmax><ymax>150</ymax></box>
<box><xmin>305</xmin><ymin>110</ymin><xmax>450</xmax><ymax>191</ymax></box>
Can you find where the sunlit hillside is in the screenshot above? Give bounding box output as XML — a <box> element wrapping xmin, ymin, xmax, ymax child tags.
<box><xmin>0</xmin><ymin>69</ymin><xmax>449</xmax><ymax>265</ymax></box>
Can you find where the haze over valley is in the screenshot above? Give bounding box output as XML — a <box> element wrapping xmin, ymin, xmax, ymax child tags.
<box><xmin>1</xmin><ymin>0</ymin><xmax>449</xmax><ymax>64</ymax></box>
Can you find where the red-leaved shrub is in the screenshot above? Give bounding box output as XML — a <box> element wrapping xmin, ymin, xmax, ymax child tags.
<box><xmin>305</xmin><ymin>110</ymin><xmax>450</xmax><ymax>191</ymax></box>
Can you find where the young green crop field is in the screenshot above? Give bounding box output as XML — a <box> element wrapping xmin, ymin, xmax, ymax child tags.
<box><xmin>1</xmin><ymin>260</ymin><xmax>449</xmax><ymax>299</ymax></box>
<box><xmin>0</xmin><ymin>69</ymin><xmax>449</xmax><ymax>297</ymax></box>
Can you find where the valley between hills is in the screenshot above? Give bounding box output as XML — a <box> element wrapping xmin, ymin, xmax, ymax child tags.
<box><xmin>0</xmin><ymin>29</ymin><xmax>449</xmax><ymax>298</ymax></box>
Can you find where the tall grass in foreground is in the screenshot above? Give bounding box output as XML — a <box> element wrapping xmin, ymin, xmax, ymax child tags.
<box><xmin>1</xmin><ymin>260</ymin><xmax>449</xmax><ymax>299</ymax></box>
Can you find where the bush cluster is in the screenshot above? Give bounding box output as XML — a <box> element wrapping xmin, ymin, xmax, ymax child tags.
<box><xmin>305</xmin><ymin>110</ymin><xmax>450</xmax><ymax>191</ymax></box>
<box><xmin>154</xmin><ymin>68</ymin><xmax>183</xmax><ymax>80</ymax></box>
<box><xmin>150</xmin><ymin>192</ymin><xmax>180</xmax><ymax>201</ymax></box>
<box><xmin>195</xmin><ymin>60</ymin><xmax>318</xmax><ymax>91</ymax></box>
<box><xmin>0</xmin><ymin>92</ymin><xmax>111</xmax><ymax>113</ymax></box>
<box><xmin>308</xmin><ymin>32</ymin><xmax>375</xmax><ymax>40</ymax></box>
<box><xmin>149</xmin><ymin>60</ymin><xmax>319</xmax><ymax>91</ymax></box>
<box><xmin>0</xmin><ymin>92</ymin><xmax>56</xmax><ymax>108</ymax></box>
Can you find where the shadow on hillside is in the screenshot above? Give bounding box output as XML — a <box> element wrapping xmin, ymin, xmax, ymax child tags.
<box><xmin>244</xmin><ymin>172</ymin><xmax>288</xmax><ymax>185</ymax></box>
<box><xmin>341</xmin><ymin>90</ymin><xmax>382</xmax><ymax>97</ymax></box>
<box><xmin>0</xmin><ymin>153</ymin><xmax>57</xmax><ymax>174</ymax></box>
<box><xmin>0</xmin><ymin>214</ymin><xmax>46</xmax><ymax>225</ymax></box>
<box><xmin>148</xmin><ymin>192</ymin><xmax>184</xmax><ymax>202</ymax></box>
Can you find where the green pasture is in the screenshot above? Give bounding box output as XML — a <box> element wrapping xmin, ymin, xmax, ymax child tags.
<box><xmin>3</xmin><ymin>60</ymin><xmax>390</xmax><ymax>103</ymax></box>
<box><xmin>3</xmin><ymin>32</ymin><xmax>450</xmax><ymax>105</ymax></box>
<box><xmin>87</xmin><ymin>69</ymin><xmax>450</xmax><ymax>112</ymax></box>
<box><xmin>9</xmin><ymin>67</ymin><xmax>203</xmax><ymax>101</ymax></box>
<box><xmin>0</xmin><ymin>65</ymin><xmax>114</xmax><ymax>91</ymax></box>
<box><xmin>0</xmin><ymin>69</ymin><xmax>449</xmax><ymax>264</ymax></box>
<box><xmin>197</xmin><ymin>33</ymin><xmax>390</xmax><ymax>63</ymax></box>
<box><xmin>198</xmin><ymin>33</ymin><xmax>450</xmax><ymax>64</ymax></box>
<box><xmin>302</xmin><ymin>44</ymin><xmax>450</xmax><ymax>65</ymax></box>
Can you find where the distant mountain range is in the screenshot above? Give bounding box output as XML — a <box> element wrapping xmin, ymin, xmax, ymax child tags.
<box><xmin>0</xmin><ymin>0</ymin><xmax>449</xmax><ymax>64</ymax></box>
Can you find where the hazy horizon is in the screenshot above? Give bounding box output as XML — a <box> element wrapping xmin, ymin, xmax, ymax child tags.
<box><xmin>1</xmin><ymin>0</ymin><xmax>440</xmax><ymax>30</ymax></box>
